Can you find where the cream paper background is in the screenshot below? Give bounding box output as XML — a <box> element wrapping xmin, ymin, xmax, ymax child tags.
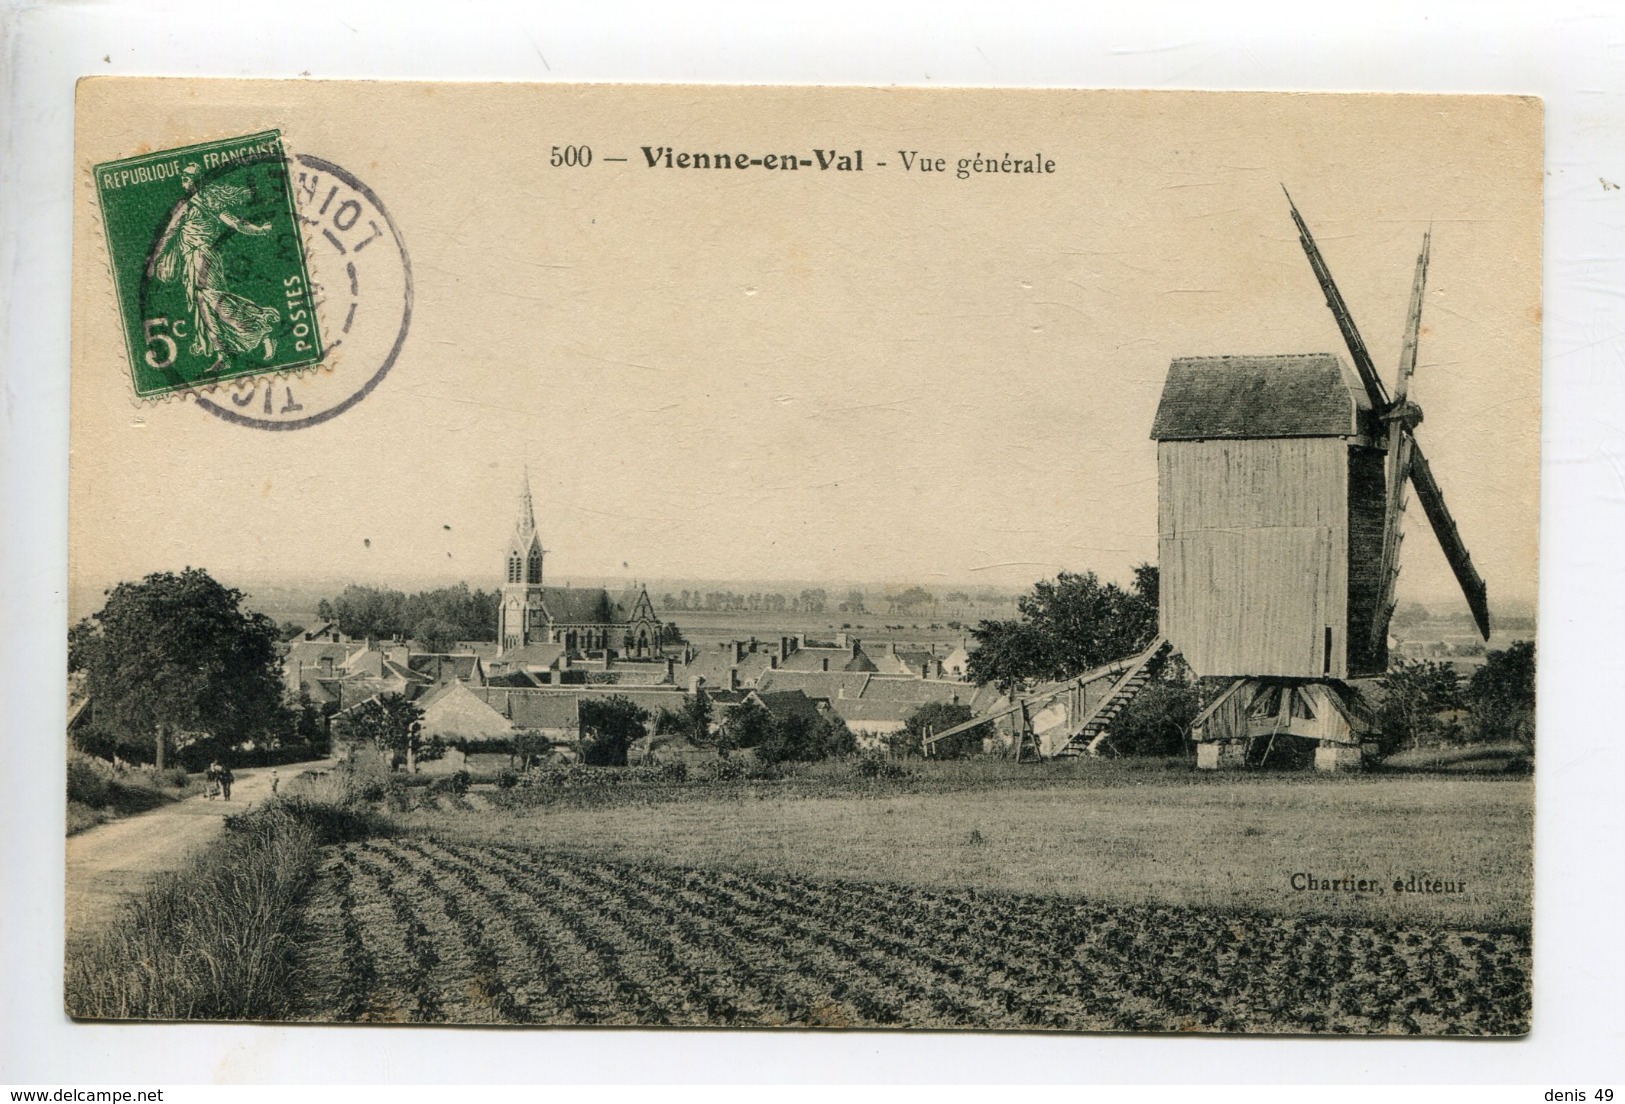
<box><xmin>70</xmin><ymin>81</ymin><xmax>1540</xmax><ymax>612</ymax></box>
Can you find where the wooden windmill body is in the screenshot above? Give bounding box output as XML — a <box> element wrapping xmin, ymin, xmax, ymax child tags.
<box><xmin>1167</xmin><ymin>195</ymin><xmax>1491</xmax><ymax>769</ymax></box>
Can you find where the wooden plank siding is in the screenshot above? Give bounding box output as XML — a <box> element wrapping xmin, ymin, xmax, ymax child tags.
<box><xmin>1344</xmin><ymin>446</ymin><xmax>1390</xmax><ymax>677</ymax></box>
<box><xmin>1158</xmin><ymin>438</ymin><xmax>1351</xmax><ymax>679</ymax></box>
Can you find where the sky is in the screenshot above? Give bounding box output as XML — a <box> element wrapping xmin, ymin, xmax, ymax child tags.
<box><xmin>69</xmin><ymin>83</ymin><xmax>1542</xmax><ymax>617</ymax></box>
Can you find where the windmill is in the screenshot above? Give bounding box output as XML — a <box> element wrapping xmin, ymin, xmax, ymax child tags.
<box><xmin>925</xmin><ymin>193</ymin><xmax>1490</xmax><ymax>769</ymax></box>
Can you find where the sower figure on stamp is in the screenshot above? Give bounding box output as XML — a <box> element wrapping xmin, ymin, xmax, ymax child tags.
<box><xmin>146</xmin><ymin>163</ymin><xmax>281</xmax><ymax>372</ymax></box>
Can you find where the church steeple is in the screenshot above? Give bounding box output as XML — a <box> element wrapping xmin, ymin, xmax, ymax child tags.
<box><xmin>499</xmin><ymin>468</ymin><xmax>547</xmax><ymax>653</ymax></box>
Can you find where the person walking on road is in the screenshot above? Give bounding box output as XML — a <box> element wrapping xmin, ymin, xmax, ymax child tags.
<box><xmin>219</xmin><ymin>765</ymin><xmax>234</xmax><ymax>801</ymax></box>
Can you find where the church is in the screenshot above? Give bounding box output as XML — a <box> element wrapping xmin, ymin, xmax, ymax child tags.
<box><xmin>497</xmin><ymin>474</ymin><xmax>664</xmax><ymax>658</ymax></box>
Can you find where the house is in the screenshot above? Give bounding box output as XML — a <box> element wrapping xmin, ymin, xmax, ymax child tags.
<box><xmin>678</xmin><ymin>639</ymin><xmax>780</xmax><ymax>691</ymax></box>
<box><xmin>940</xmin><ymin>641</ymin><xmax>973</xmax><ymax>680</ymax></box>
<box><xmin>418</xmin><ymin>680</ymin><xmax>515</xmax><ymax>742</ymax></box>
<box><xmin>407</xmin><ymin>653</ymin><xmax>486</xmax><ymax>686</ymax></box>
<box><xmin>828</xmin><ymin>677</ymin><xmax>982</xmax><ymax>747</ymax></box>
<box><xmin>778</xmin><ymin>634</ymin><xmax>878</xmax><ymax>673</ymax></box>
<box><xmin>283</xmin><ymin>639</ymin><xmax>361</xmax><ymax>695</ymax></box>
<box><xmin>745</xmin><ymin>688</ymin><xmax>826</xmax><ymax>728</ymax></box>
<box><xmin>872</xmin><ymin>642</ymin><xmax>946</xmax><ymax>679</ymax></box>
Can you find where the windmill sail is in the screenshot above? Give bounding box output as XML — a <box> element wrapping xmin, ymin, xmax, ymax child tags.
<box><xmin>1283</xmin><ymin>187</ymin><xmax>1390</xmax><ymax>411</ymax></box>
<box><xmin>1371</xmin><ymin>232</ymin><xmax>1431</xmax><ymax>653</ymax></box>
<box><xmin>1285</xmin><ymin>192</ymin><xmax>1491</xmax><ymax>642</ymax></box>
<box><xmin>1407</xmin><ymin>442</ymin><xmax>1492</xmax><ymax>639</ymax></box>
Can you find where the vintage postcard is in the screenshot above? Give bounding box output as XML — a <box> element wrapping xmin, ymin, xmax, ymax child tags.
<box><xmin>66</xmin><ymin>80</ymin><xmax>1540</xmax><ymax>1034</ymax></box>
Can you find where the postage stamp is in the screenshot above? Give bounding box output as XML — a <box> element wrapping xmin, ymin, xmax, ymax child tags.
<box><xmin>93</xmin><ymin>129</ymin><xmax>324</xmax><ymax>398</ymax></box>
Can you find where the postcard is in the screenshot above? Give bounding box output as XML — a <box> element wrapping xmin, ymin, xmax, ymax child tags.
<box><xmin>66</xmin><ymin>79</ymin><xmax>1540</xmax><ymax>1033</ymax></box>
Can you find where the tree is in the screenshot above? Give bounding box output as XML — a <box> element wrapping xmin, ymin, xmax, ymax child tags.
<box><xmin>579</xmin><ymin>695</ymin><xmax>650</xmax><ymax>766</ymax></box>
<box><xmin>967</xmin><ymin>566</ymin><xmax>1158</xmax><ymax>692</ymax></box>
<box><xmin>1111</xmin><ymin>678</ymin><xmax>1202</xmax><ymax>756</ymax></box>
<box><xmin>720</xmin><ymin>698</ymin><xmax>774</xmax><ymax>752</ymax></box>
<box><xmin>679</xmin><ymin>692</ymin><xmax>713</xmax><ymax>746</ymax></box>
<box><xmin>511</xmin><ymin>728</ymin><xmax>550</xmax><ymax>770</ymax></box>
<box><xmin>1390</xmin><ymin>602</ymin><xmax>1431</xmax><ymax>630</ymax></box>
<box><xmin>334</xmin><ymin>693</ymin><xmax>425</xmax><ymax>770</ymax></box>
<box><xmin>891</xmin><ymin>585</ymin><xmax>934</xmax><ymax>615</ymax></box>
<box><xmin>413</xmin><ymin>617</ymin><xmax>459</xmax><ymax>654</ymax></box>
<box><xmin>1466</xmin><ymin>640</ymin><xmax>1536</xmax><ymax>748</ymax></box>
<box><xmin>68</xmin><ymin>568</ymin><xmax>290</xmax><ymax>763</ymax></box>
<box><xmin>1375</xmin><ymin>658</ymin><xmax>1464</xmax><ymax>754</ymax></box>
<box><xmin>901</xmin><ymin>701</ymin><xmax>989</xmax><ymax>759</ymax></box>
<box><xmin>290</xmin><ymin>688</ymin><xmax>335</xmax><ymax>753</ymax></box>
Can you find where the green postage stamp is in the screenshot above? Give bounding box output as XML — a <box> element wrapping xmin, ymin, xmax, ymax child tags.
<box><xmin>94</xmin><ymin>130</ymin><xmax>324</xmax><ymax>397</ymax></box>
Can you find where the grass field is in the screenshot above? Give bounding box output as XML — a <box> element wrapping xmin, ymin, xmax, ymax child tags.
<box><xmin>409</xmin><ymin>763</ymin><xmax>1532</xmax><ymax>929</ymax></box>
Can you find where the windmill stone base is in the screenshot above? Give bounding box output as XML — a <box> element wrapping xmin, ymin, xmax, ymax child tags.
<box><xmin>1313</xmin><ymin>744</ymin><xmax>1365</xmax><ymax>772</ymax></box>
<box><xmin>1192</xmin><ymin>677</ymin><xmax>1371</xmax><ymax>770</ymax></box>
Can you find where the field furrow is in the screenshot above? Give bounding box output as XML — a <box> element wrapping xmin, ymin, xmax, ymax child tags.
<box><xmin>290</xmin><ymin>836</ymin><xmax>1531</xmax><ymax>1033</ymax></box>
<box><xmin>401</xmin><ymin>839</ymin><xmax>670</xmax><ymax>1024</ymax></box>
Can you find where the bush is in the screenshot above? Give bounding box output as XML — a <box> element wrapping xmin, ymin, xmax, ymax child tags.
<box><xmin>428</xmin><ymin>769</ymin><xmax>472</xmax><ymax>796</ymax></box>
<box><xmin>67</xmin><ymin>754</ymin><xmax>115</xmax><ymax>807</ymax></box>
<box><xmin>856</xmin><ymin>755</ymin><xmax>913</xmax><ymax>781</ymax></box>
<box><xmin>496</xmin><ymin>768</ymin><xmax>520</xmax><ymax>789</ymax></box>
<box><xmin>696</xmin><ymin>757</ymin><xmax>747</xmax><ymax>783</ymax></box>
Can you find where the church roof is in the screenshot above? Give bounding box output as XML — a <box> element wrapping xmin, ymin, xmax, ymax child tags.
<box><xmin>541</xmin><ymin>586</ymin><xmax>616</xmax><ymax>625</ymax></box>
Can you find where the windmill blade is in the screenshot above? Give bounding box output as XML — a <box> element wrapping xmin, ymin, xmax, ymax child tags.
<box><xmin>1392</xmin><ymin>228</ymin><xmax>1431</xmax><ymax>406</ymax></box>
<box><xmin>1407</xmin><ymin>439</ymin><xmax>1492</xmax><ymax>640</ymax></box>
<box><xmin>1371</xmin><ymin>232</ymin><xmax>1432</xmax><ymax>652</ymax></box>
<box><xmin>1284</xmin><ymin>187</ymin><xmax>1392</xmax><ymax>412</ymax></box>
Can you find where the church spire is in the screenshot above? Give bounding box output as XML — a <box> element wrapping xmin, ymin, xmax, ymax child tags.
<box><xmin>516</xmin><ymin>466</ymin><xmax>537</xmax><ymax>536</ymax></box>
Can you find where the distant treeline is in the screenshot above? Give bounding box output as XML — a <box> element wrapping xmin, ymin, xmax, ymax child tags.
<box><xmin>314</xmin><ymin>583</ymin><xmax>499</xmax><ymax>647</ymax></box>
<box><xmin>659</xmin><ymin>585</ymin><xmax>1017</xmax><ymax>616</ymax></box>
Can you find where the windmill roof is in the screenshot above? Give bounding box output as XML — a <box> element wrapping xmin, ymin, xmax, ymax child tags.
<box><xmin>1151</xmin><ymin>353</ymin><xmax>1375</xmax><ymax>441</ymax></box>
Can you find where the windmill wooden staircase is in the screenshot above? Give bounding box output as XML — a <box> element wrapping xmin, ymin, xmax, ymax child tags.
<box><xmin>1054</xmin><ymin>636</ymin><xmax>1172</xmax><ymax>757</ymax></box>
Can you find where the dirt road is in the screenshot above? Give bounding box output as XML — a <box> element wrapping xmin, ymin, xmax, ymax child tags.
<box><xmin>64</xmin><ymin>763</ymin><xmax>326</xmax><ymax>945</ymax></box>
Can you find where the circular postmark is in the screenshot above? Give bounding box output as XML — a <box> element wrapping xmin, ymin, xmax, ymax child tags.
<box><xmin>192</xmin><ymin>154</ymin><xmax>413</xmax><ymax>431</ymax></box>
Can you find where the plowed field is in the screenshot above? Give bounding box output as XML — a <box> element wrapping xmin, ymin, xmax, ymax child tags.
<box><xmin>289</xmin><ymin>837</ymin><xmax>1531</xmax><ymax>1033</ymax></box>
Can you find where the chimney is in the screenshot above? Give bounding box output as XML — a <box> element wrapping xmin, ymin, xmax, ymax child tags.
<box><xmin>932</xmin><ymin>658</ymin><xmax>944</xmax><ymax>680</ymax></box>
<box><xmin>921</xmin><ymin>661</ymin><xmax>930</xmax><ymax>679</ymax></box>
<box><xmin>665</xmin><ymin>657</ymin><xmax>676</xmax><ymax>682</ymax></box>
<box><xmin>732</xmin><ymin>640</ymin><xmax>745</xmax><ymax>664</ymax></box>
<box><xmin>688</xmin><ymin>675</ymin><xmax>705</xmax><ymax>696</ymax></box>
<box><xmin>601</xmin><ymin>651</ymin><xmax>611</xmax><ymax>671</ymax></box>
<box><xmin>836</xmin><ymin>632</ymin><xmax>848</xmax><ymax>648</ymax></box>
<box><xmin>769</xmin><ymin>655</ymin><xmax>778</xmax><ymax>669</ymax></box>
<box><xmin>779</xmin><ymin>636</ymin><xmax>790</xmax><ymax>661</ymax></box>
<box><xmin>728</xmin><ymin>666</ymin><xmax>740</xmax><ymax>691</ymax></box>
<box><xmin>821</xmin><ymin>657</ymin><xmax>829</xmax><ymax>672</ymax></box>
<box><xmin>888</xmin><ymin>642</ymin><xmax>898</xmax><ymax>657</ymax></box>
<box><xmin>794</xmin><ymin>633</ymin><xmax>805</xmax><ymax>649</ymax></box>
<box><xmin>559</xmin><ymin>652</ymin><xmax>570</xmax><ymax>670</ymax></box>
<box><xmin>749</xmin><ymin>637</ymin><xmax>758</xmax><ymax>653</ymax></box>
